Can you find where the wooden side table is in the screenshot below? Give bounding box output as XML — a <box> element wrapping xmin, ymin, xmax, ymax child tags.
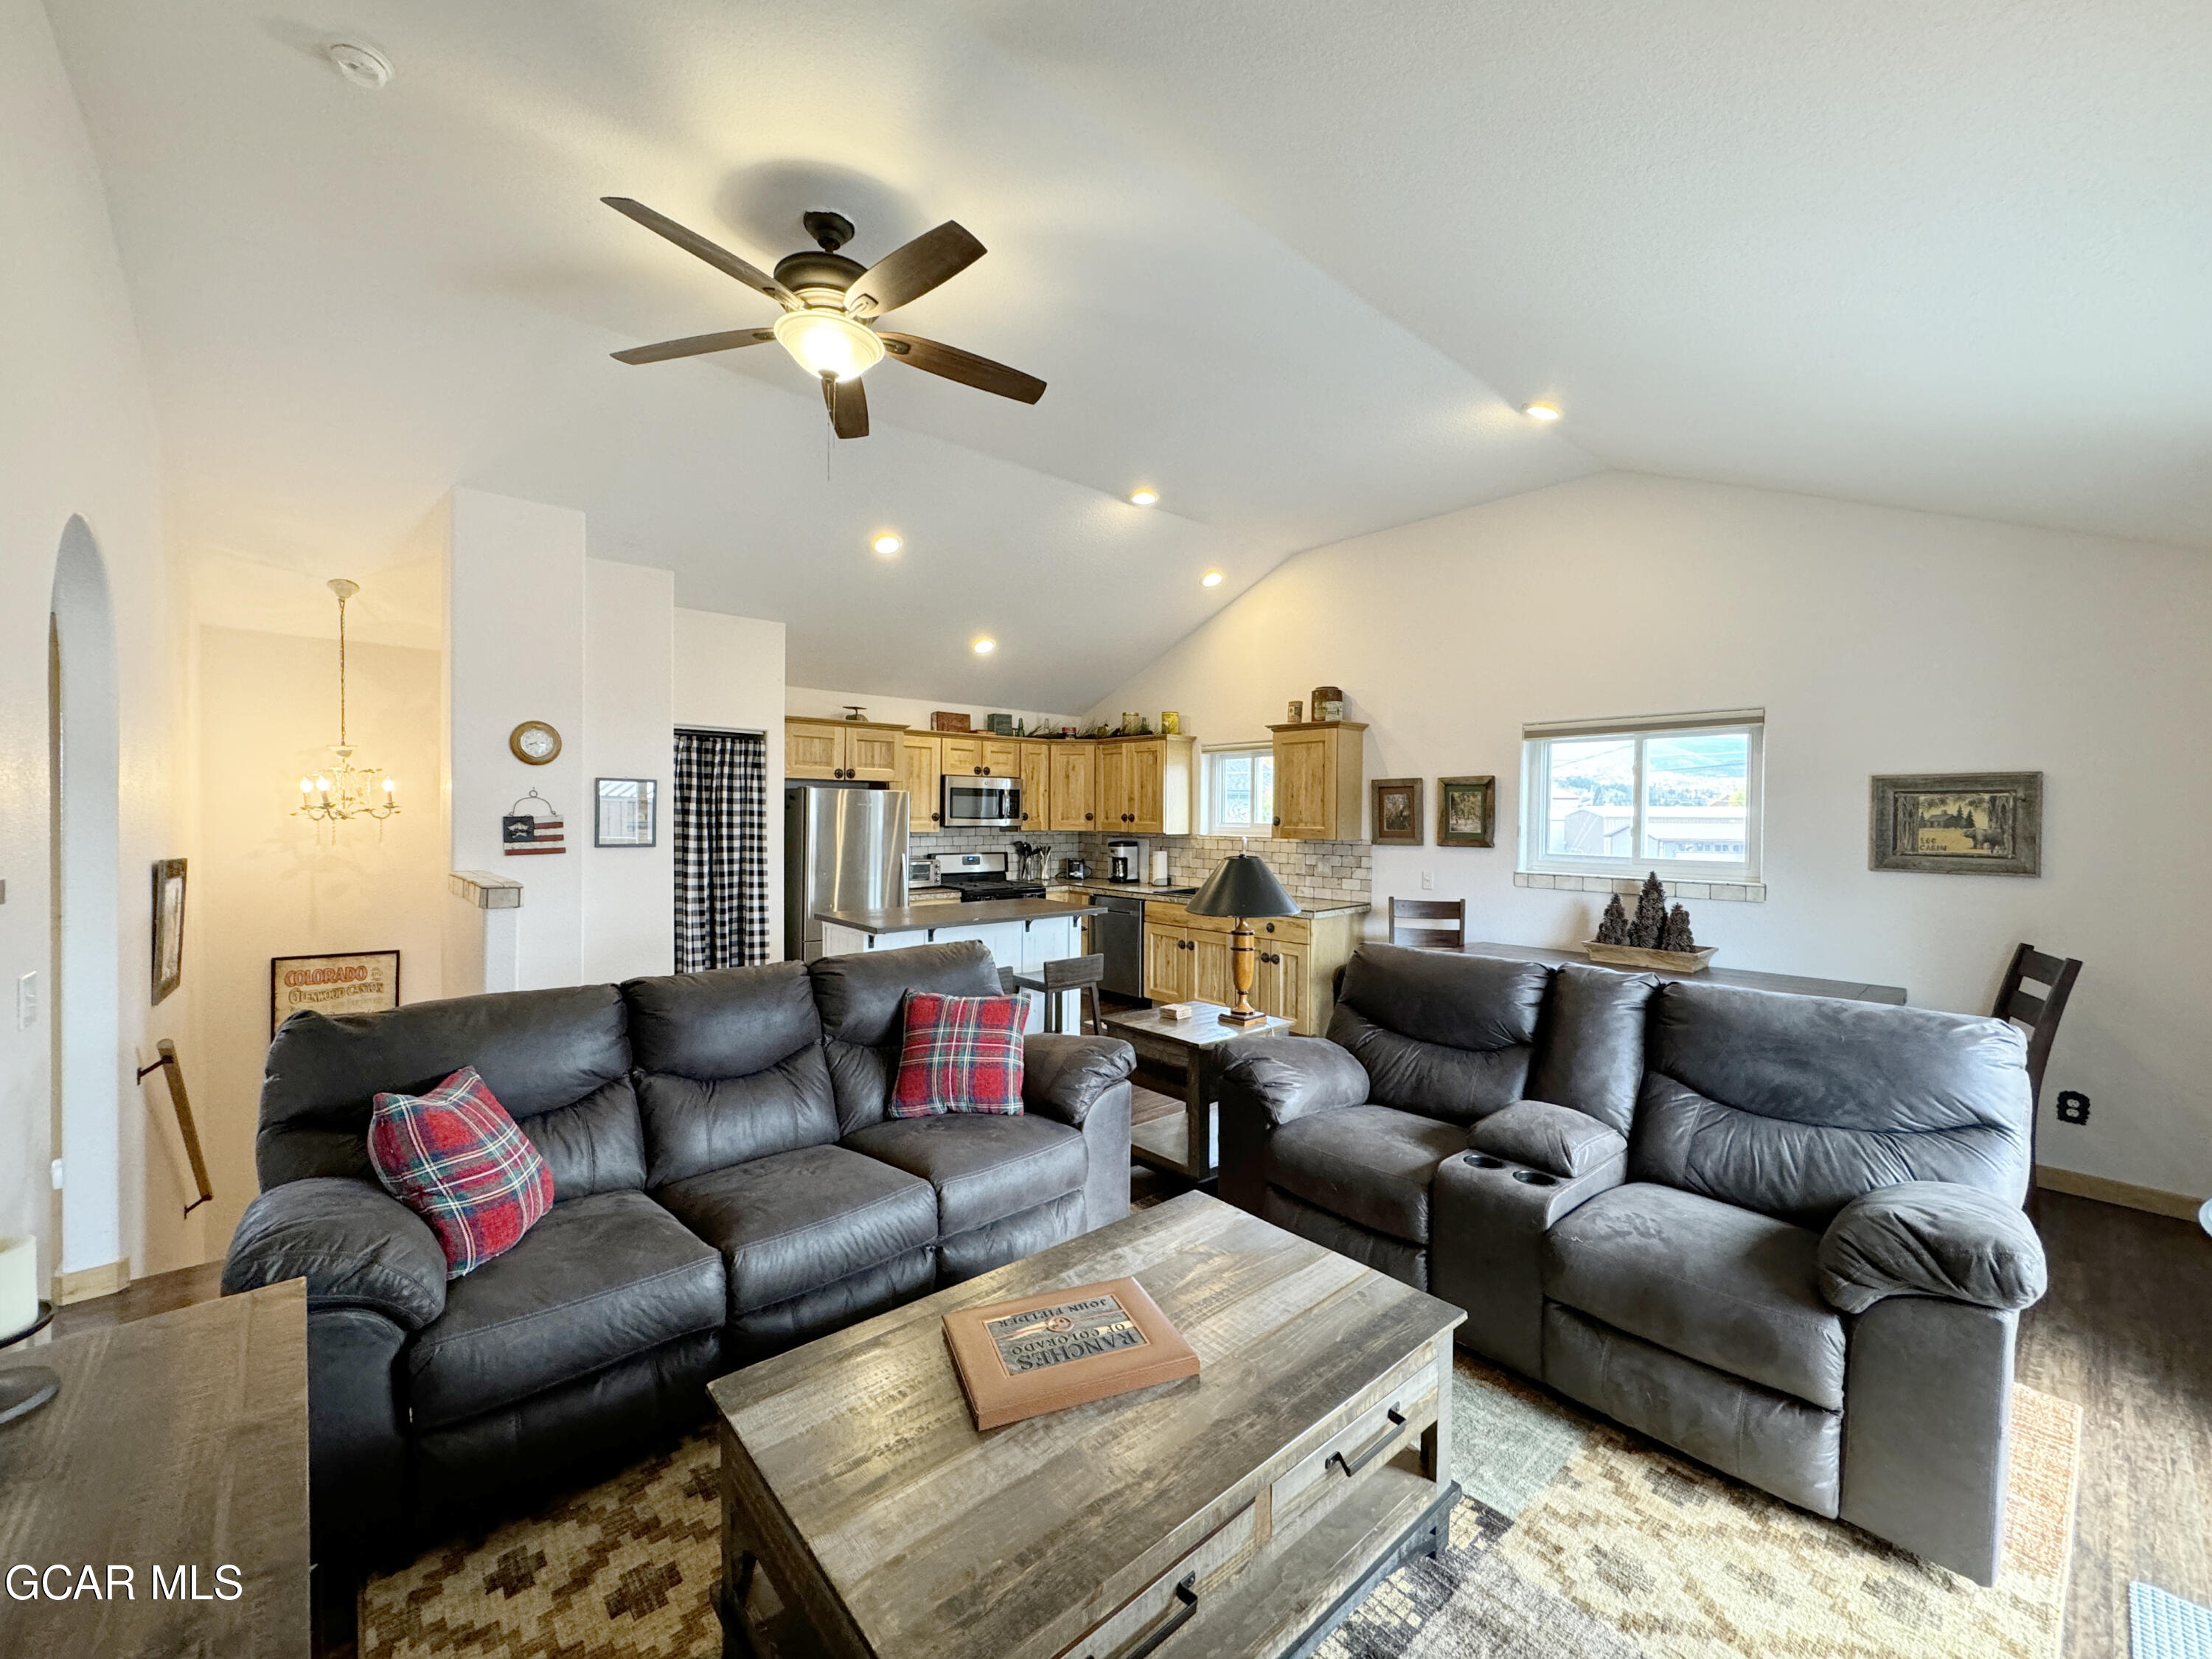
<box><xmin>1105</xmin><ymin>1002</ymin><xmax>1293</xmax><ymax>1180</ymax></box>
<box><xmin>0</xmin><ymin>1281</ymin><xmax>310</xmax><ymax>1658</ymax></box>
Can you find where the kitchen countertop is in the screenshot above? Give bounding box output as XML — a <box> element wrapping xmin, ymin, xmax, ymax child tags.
<box><xmin>1046</xmin><ymin>878</ymin><xmax>1369</xmax><ymax>919</ymax></box>
<box><xmin>816</xmin><ymin>896</ymin><xmax>1106</xmax><ymax>935</ymax></box>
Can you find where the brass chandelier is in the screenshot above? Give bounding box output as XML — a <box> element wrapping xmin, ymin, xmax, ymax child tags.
<box><xmin>296</xmin><ymin>578</ymin><xmax>399</xmax><ymax>823</ymax></box>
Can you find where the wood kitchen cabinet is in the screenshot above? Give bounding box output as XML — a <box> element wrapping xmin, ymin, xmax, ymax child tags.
<box><xmin>1144</xmin><ymin>922</ymin><xmax>1194</xmax><ymax>1003</ymax></box>
<box><xmin>1097</xmin><ymin>736</ymin><xmax>1195</xmax><ymax>834</ymax></box>
<box><xmin>787</xmin><ymin>717</ymin><xmax>905</xmax><ymax>782</ymax></box>
<box><xmin>939</xmin><ymin>735</ymin><xmax>981</xmax><ymax>776</ymax></box>
<box><xmin>1268</xmin><ymin>721</ymin><xmax>1366</xmax><ymax>841</ymax></box>
<box><xmin>1049</xmin><ymin>742</ymin><xmax>1097</xmax><ymax>830</ymax></box>
<box><xmin>978</xmin><ymin>738</ymin><xmax>1019</xmax><ymax>776</ymax></box>
<box><xmin>1144</xmin><ymin>902</ymin><xmax>1362</xmax><ymax>1035</ymax></box>
<box><xmin>898</xmin><ymin>733</ymin><xmax>941</xmax><ymax>833</ymax></box>
<box><xmin>1017</xmin><ymin>740</ymin><xmax>1051</xmax><ymax>830</ymax></box>
<box><xmin>1254</xmin><ymin>936</ymin><xmax>1307</xmax><ymax>1030</ymax></box>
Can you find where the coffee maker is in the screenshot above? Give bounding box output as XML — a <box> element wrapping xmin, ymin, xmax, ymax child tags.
<box><xmin>1107</xmin><ymin>838</ymin><xmax>1145</xmax><ymax>884</ymax></box>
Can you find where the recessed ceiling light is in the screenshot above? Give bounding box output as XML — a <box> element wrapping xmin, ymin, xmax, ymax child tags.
<box><xmin>1522</xmin><ymin>402</ymin><xmax>1562</xmax><ymax>422</ymax></box>
<box><xmin>325</xmin><ymin>41</ymin><xmax>394</xmax><ymax>89</ymax></box>
<box><xmin>1128</xmin><ymin>488</ymin><xmax>1159</xmax><ymax>507</ymax></box>
<box><xmin>972</xmin><ymin>637</ymin><xmax>996</xmax><ymax>655</ymax></box>
<box><xmin>872</xmin><ymin>533</ymin><xmax>902</xmax><ymax>556</ymax></box>
<box><xmin>1201</xmin><ymin>571</ymin><xmax>1224</xmax><ymax>588</ymax></box>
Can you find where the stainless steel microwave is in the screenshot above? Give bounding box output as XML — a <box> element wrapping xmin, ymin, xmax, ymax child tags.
<box><xmin>939</xmin><ymin>773</ymin><xmax>1022</xmax><ymax>829</ymax></box>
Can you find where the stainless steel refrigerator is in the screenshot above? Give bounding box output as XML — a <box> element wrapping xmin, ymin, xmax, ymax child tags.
<box><xmin>785</xmin><ymin>785</ymin><xmax>910</xmax><ymax>961</ymax></box>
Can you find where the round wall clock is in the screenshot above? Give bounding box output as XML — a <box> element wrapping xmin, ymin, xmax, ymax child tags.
<box><xmin>509</xmin><ymin>720</ymin><xmax>563</xmax><ymax>765</ymax></box>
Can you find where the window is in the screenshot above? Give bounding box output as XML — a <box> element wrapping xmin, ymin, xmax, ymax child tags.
<box><xmin>1519</xmin><ymin>710</ymin><xmax>1762</xmax><ymax>881</ymax></box>
<box><xmin>1204</xmin><ymin>744</ymin><xmax>1275</xmax><ymax>837</ymax></box>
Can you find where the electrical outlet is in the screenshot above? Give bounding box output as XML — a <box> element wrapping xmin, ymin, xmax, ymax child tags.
<box><xmin>1420</xmin><ymin>871</ymin><xmax>1433</xmax><ymax>891</ymax></box>
<box><xmin>15</xmin><ymin>972</ymin><xmax>34</xmax><ymax>1031</ymax></box>
<box><xmin>2055</xmin><ymin>1090</ymin><xmax>2090</xmax><ymax>1125</ymax></box>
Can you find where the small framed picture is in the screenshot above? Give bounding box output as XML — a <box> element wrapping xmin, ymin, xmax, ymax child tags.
<box><xmin>271</xmin><ymin>950</ymin><xmax>400</xmax><ymax>1034</ymax></box>
<box><xmin>1437</xmin><ymin>775</ymin><xmax>1496</xmax><ymax>849</ymax></box>
<box><xmin>151</xmin><ymin>859</ymin><xmax>188</xmax><ymax>1006</ymax></box>
<box><xmin>595</xmin><ymin>777</ymin><xmax>658</xmax><ymax>848</ymax></box>
<box><xmin>1371</xmin><ymin>778</ymin><xmax>1424</xmax><ymax>846</ymax></box>
<box><xmin>1869</xmin><ymin>772</ymin><xmax>2042</xmax><ymax>876</ymax></box>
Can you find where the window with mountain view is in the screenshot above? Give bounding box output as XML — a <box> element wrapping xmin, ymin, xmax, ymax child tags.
<box><xmin>1519</xmin><ymin>712</ymin><xmax>1764</xmax><ymax>882</ymax></box>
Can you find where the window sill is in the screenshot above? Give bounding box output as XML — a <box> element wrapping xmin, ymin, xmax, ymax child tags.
<box><xmin>1514</xmin><ymin>871</ymin><xmax>1765</xmax><ymax>903</ymax></box>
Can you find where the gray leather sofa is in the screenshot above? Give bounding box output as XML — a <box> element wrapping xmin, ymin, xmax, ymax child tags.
<box><xmin>1217</xmin><ymin>942</ymin><xmax>2046</xmax><ymax>1583</ymax></box>
<box><xmin>222</xmin><ymin>941</ymin><xmax>1133</xmax><ymax>1555</ymax></box>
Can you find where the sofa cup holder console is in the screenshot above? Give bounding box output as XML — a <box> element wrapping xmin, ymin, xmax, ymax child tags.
<box><xmin>1460</xmin><ymin>1151</ymin><xmax>1559</xmax><ymax>1186</ymax></box>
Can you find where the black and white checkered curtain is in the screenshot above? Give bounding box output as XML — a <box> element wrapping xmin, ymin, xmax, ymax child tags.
<box><xmin>673</xmin><ymin>729</ymin><xmax>770</xmax><ymax>972</ymax></box>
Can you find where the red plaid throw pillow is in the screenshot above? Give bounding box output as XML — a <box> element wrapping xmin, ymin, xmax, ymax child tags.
<box><xmin>891</xmin><ymin>992</ymin><xmax>1027</xmax><ymax>1119</ymax></box>
<box><xmin>367</xmin><ymin>1066</ymin><xmax>554</xmax><ymax>1277</ymax></box>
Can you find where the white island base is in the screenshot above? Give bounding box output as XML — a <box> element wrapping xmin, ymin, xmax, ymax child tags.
<box><xmin>818</xmin><ymin>907</ymin><xmax>1092</xmax><ymax>1034</ymax></box>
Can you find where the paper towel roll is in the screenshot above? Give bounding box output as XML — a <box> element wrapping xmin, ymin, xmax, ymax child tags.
<box><xmin>1150</xmin><ymin>850</ymin><xmax>1170</xmax><ymax>886</ymax></box>
<box><xmin>0</xmin><ymin>1235</ymin><xmax>38</xmax><ymax>1338</ymax></box>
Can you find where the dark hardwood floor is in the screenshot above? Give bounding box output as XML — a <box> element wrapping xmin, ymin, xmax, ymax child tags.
<box><xmin>2016</xmin><ymin>1189</ymin><xmax>2212</xmax><ymax>1656</ymax></box>
<box><xmin>44</xmin><ymin>1178</ymin><xmax>2208</xmax><ymax>1658</ymax></box>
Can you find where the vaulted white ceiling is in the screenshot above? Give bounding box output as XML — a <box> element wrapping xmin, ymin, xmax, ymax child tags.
<box><xmin>49</xmin><ymin>1</ymin><xmax>2212</xmax><ymax>707</ymax></box>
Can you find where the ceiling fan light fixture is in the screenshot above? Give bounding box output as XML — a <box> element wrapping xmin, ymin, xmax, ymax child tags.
<box><xmin>773</xmin><ymin>309</ymin><xmax>884</xmax><ymax>382</ymax></box>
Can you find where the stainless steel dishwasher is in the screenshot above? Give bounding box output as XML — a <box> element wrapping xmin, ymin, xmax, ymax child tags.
<box><xmin>1093</xmin><ymin>891</ymin><xmax>1147</xmax><ymax>998</ymax></box>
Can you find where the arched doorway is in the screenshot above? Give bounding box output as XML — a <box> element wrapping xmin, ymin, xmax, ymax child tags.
<box><xmin>49</xmin><ymin>515</ymin><xmax>122</xmax><ymax>1291</ymax></box>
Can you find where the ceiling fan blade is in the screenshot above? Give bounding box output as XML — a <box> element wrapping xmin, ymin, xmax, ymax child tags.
<box><xmin>823</xmin><ymin>372</ymin><xmax>869</xmax><ymax>439</ymax></box>
<box><xmin>611</xmin><ymin>327</ymin><xmax>776</xmax><ymax>365</ymax></box>
<box><xmin>602</xmin><ymin>197</ymin><xmax>796</xmax><ymax>308</ymax></box>
<box><xmin>845</xmin><ymin>222</ymin><xmax>986</xmax><ymax>317</ymax></box>
<box><xmin>877</xmin><ymin>332</ymin><xmax>1046</xmax><ymax>404</ymax></box>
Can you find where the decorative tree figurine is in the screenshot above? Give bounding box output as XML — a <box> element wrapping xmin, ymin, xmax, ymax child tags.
<box><xmin>1660</xmin><ymin>902</ymin><xmax>1697</xmax><ymax>953</ymax></box>
<box><xmin>1629</xmin><ymin>872</ymin><xmax>1669</xmax><ymax>947</ymax></box>
<box><xmin>1596</xmin><ymin>894</ymin><xmax>1630</xmax><ymax>945</ymax></box>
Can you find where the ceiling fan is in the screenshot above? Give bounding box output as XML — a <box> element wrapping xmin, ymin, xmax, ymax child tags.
<box><xmin>602</xmin><ymin>198</ymin><xmax>1046</xmax><ymax>439</ymax></box>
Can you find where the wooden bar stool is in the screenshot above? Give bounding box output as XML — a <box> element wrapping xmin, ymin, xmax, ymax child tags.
<box><xmin>1012</xmin><ymin>953</ymin><xmax>1107</xmax><ymax>1035</ymax></box>
<box><xmin>1388</xmin><ymin>897</ymin><xmax>1465</xmax><ymax>950</ymax></box>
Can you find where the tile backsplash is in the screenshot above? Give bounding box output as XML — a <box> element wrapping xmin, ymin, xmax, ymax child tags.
<box><xmin>911</xmin><ymin>829</ymin><xmax>1371</xmax><ymax>907</ymax></box>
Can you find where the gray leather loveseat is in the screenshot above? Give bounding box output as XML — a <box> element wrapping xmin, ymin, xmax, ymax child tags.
<box><xmin>1217</xmin><ymin>942</ymin><xmax>2045</xmax><ymax>1584</ymax></box>
<box><xmin>222</xmin><ymin>942</ymin><xmax>1134</xmax><ymax>1555</ymax></box>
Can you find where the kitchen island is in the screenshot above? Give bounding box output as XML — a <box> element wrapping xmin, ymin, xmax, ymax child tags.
<box><xmin>815</xmin><ymin>896</ymin><xmax>1106</xmax><ymax>1033</ymax></box>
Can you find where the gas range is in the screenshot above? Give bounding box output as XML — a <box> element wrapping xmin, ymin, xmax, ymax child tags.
<box><xmin>930</xmin><ymin>851</ymin><xmax>1045</xmax><ymax>902</ymax></box>
<box><xmin>946</xmin><ymin>878</ymin><xmax>1046</xmax><ymax>902</ymax></box>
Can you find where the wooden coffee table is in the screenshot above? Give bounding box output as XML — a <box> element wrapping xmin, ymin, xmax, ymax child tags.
<box><xmin>711</xmin><ymin>1192</ymin><xmax>1463</xmax><ymax>1659</ymax></box>
<box><xmin>1106</xmin><ymin>1002</ymin><xmax>1294</xmax><ymax>1181</ymax></box>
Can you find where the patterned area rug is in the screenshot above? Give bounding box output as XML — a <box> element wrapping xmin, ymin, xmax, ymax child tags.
<box><xmin>361</xmin><ymin>1358</ymin><xmax>2079</xmax><ymax>1659</ymax></box>
<box><xmin>1318</xmin><ymin>1359</ymin><xmax>2081</xmax><ymax>1659</ymax></box>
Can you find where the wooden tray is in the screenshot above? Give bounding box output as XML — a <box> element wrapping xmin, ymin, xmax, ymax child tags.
<box><xmin>943</xmin><ymin>1276</ymin><xmax>1197</xmax><ymax>1430</ymax></box>
<box><xmin>1585</xmin><ymin>942</ymin><xmax>1719</xmax><ymax>973</ymax></box>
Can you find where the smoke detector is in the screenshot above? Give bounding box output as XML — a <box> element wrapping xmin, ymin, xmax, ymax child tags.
<box><xmin>325</xmin><ymin>41</ymin><xmax>393</xmax><ymax>89</ymax></box>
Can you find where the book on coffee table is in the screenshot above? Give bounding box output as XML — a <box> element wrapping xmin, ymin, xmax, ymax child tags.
<box><xmin>943</xmin><ymin>1276</ymin><xmax>1199</xmax><ymax>1430</ymax></box>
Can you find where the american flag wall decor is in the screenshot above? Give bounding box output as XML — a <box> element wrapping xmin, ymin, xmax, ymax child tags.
<box><xmin>502</xmin><ymin>791</ymin><xmax>566</xmax><ymax>855</ymax></box>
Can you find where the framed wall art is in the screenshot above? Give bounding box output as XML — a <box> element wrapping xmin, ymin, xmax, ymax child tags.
<box><xmin>595</xmin><ymin>777</ymin><xmax>658</xmax><ymax>848</ymax></box>
<box><xmin>1437</xmin><ymin>775</ymin><xmax>1496</xmax><ymax>849</ymax></box>
<box><xmin>151</xmin><ymin>858</ymin><xmax>187</xmax><ymax>1006</ymax></box>
<box><xmin>1371</xmin><ymin>778</ymin><xmax>1424</xmax><ymax>846</ymax></box>
<box><xmin>1869</xmin><ymin>771</ymin><xmax>2042</xmax><ymax>876</ymax></box>
<box><xmin>271</xmin><ymin>950</ymin><xmax>401</xmax><ymax>1034</ymax></box>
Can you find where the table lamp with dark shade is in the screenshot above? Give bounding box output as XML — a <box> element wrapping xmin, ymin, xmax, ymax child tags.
<box><xmin>1186</xmin><ymin>849</ymin><xmax>1299</xmax><ymax>1024</ymax></box>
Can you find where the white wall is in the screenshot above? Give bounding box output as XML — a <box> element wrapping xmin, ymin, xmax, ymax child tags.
<box><xmin>1091</xmin><ymin>470</ymin><xmax>2212</xmax><ymax>1200</ymax></box>
<box><xmin>447</xmin><ymin>488</ymin><xmax>587</xmax><ymax>989</ymax></box>
<box><xmin>678</xmin><ymin>609</ymin><xmax>787</xmax><ymax>957</ymax></box>
<box><xmin>582</xmin><ymin>561</ymin><xmax>676</xmax><ymax>982</ymax></box>
<box><xmin>193</xmin><ymin>627</ymin><xmax>446</xmax><ymax>1251</ymax></box>
<box><xmin>0</xmin><ymin>0</ymin><xmax>193</xmax><ymax>1287</ymax></box>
